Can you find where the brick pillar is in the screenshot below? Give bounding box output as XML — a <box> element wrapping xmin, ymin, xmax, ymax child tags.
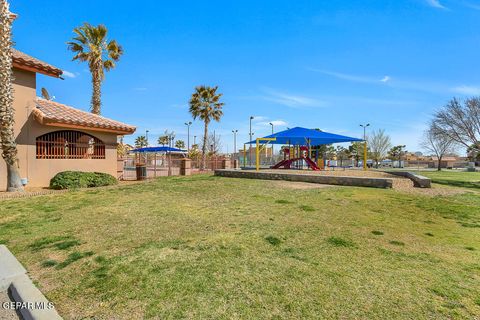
<box><xmin>180</xmin><ymin>158</ymin><xmax>192</xmax><ymax>176</ymax></box>
<box><xmin>221</xmin><ymin>159</ymin><xmax>231</xmax><ymax>169</ymax></box>
<box><xmin>233</xmin><ymin>159</ymin><xmax>239</xmax><ymax>169</ymax></box>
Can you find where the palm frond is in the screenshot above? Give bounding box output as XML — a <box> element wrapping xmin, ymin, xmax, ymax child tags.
<box><xmin>103</xmin><ymin>60</ymin><xmax>115</xmax><ymax>71</ymax></box>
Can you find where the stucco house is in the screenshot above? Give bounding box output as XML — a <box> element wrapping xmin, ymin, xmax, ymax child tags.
<box><xmin>0</xmin><ymin>49</ymin><xmax>135</xmax><ymax>191</ymax></box>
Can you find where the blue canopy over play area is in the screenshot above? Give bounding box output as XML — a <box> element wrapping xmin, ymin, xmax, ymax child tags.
<box><xmin>244</xmin><ymin>127</ymin><xmax>363</xmax><ymax>171</ymax></box>
<box><xmin>246</xmin><ymin>127</ymin><xmax>362</xmax><ymax>145</ymax></box>
<box><xmin>131</xmin><ymin>146</ymin><xmax>186</xmax><ymax>153</ymax></box>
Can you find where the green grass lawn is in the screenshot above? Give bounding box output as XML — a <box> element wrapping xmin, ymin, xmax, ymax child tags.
<box><xmin>0</xmin><ymin>175</ymin><xmax>479</xmax><ymax>319</ymax></box>
<box><xmin>419</xmin><ymin>170</ymin><xmax>480</xmax><ymax>189</ymax></box>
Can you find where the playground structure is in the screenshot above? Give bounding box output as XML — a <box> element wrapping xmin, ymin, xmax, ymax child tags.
<box><xmin>273</xmin><ymin>146</ymin><xmax>321</xmax><ymax>171</ymax></box>
<box><xmin>244</xmin><ymin>127</ymin><xmax>363</xmax><ymax>171</ymax></box>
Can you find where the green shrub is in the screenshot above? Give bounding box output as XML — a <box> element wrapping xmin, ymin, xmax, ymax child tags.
<box><xmin>49</xmin><ymin>171</ymin><xmax>117</xmax><ymax>190</ymax></box>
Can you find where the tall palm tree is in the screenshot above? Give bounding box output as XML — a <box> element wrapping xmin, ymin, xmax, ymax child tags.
<box><xmin>189</xmin><ymin>86</ymin><xmax>224</xmax><ymax>169</ymax></box>
<box><xmin>158</xmin><ymin>135</ymin><xmax>169</xmax><ymax>146</ymax></box>
<box><xmin>175</xmin><ymin>140</ymin><xmax>185</xmax><ymax>149</ymax></box>
<box><xmin>135</xmin><ymin>136</ymin><xmax>148</xmax><ymax>148</ymax></box>
<box><xmin>67</xmin><ymin>23</ymin><xmax>123</xmax><ymax>115</ymax></box>
<box><xmin>0</xmin><ymin>1</ymin><xmax>23</xmax><ymax>191</ymax></box>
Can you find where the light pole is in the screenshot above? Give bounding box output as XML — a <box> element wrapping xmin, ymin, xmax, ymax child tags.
<box><xmin>193</xmin><ymin>135</ymin><xmax>197</xmax><ymax>146</ymax></box>
<box><xmin>232</xmin><ymin>129</ymin><xmax>238</xmax><ymax>160</ymax></box>
<box><xmin>360</xmin><ymin>123</ymin><xmax>370</xmax><ymax>170</ymax></box>
<box><xmin>145</xmin><ymin>130</ymin><xmax>149</xmax><ymax>146</ymax></box>
<box><xmin>184</xmin><ymin>121</ymin><xmax>192</xmax><ymax>151</ymax></box>
<box><xmin>168</xmin><ymin>133</ymin><xmax>175</xmax><ymax>176</ymax></box>
<box><xmin>269</xmin><ymin>122</ymin><xmax>274</xmax><ymax>164</ymax></box>
<box><xmin>249</xmin><ymin>116</ymin><xmax>254</xmax><ymax>166</ymax></box>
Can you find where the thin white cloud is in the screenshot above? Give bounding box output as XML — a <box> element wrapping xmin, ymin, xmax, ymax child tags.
<box><xmin>309</xmin><ymin>68</ymin><xmax>391</xmax><ymax>85</ymax></box>
<box><xmin>252</xmin><ymin>116</ymin><xmax>268</xmax><ymax>122</ymax></box>
<box><xmin>310</xmin><ymin>69</ymin><xmax>375</xmax><ymax>83</ymax></box>
<box><xmin>310</xmin><ymin>68</ymin><xmax>474</xmax><ymax>94</ymax></box>
<box><xmin>451</xmin><ymin>85</ymin><xmax>480</xmax><ymax>95</ymax></box>
<box><xmin>62</xmin><ymin>70</ymin><xmax>76</xmax><ymax>78</ymax></box>
<box><xmin>269</xmin><ymin>120</ymin><xmax>288</xmax><ymax>126</ymax></box>
<box><xmin>133</xmin><ymin>87</ymin><xmax>148</xmax><ymax>91</ymax></box>
<box><xmin>380</xmin><ymin>76</ymin><xmax>391</xmax><ymax>83</ymax></box>
<box><xmin>425</xmin><ymin>0</ymin><xmax>447</xmax><ymax>9</ymax></box>
<box><xmin>262</xmin><ymin>89</ymin><xmax>324</xmax><ymax>108</ymax></box>
<box><xmin>258</xmin><ymin>120</ymin><xmax>288</xmax><ymax>127</ymax></box>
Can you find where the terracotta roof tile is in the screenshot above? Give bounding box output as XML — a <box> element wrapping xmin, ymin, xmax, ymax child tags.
<box><xmin>12</xmin><ymin>48</ymin><xmax>63</xmax><ymax>78</ymax></box>
<box><xmin>33</xmin><ymin>98</ymin><xmax>136</xmax><ymax>135</ymax></box>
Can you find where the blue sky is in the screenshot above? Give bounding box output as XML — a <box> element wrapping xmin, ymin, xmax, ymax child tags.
<box><xmin>11</xmin><ymin>0</ymin><xmax>480</xmax><ymax>153</ymax></box>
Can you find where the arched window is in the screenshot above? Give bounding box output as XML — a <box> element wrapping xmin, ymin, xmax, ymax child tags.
<box><xmin>36</xmin><ymin>131</ymin><xmax>105</xmax><ymax>159</ymax></box>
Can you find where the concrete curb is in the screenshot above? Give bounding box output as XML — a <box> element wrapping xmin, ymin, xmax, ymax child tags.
<box><xmin>215</xmin><ymin>169</ymin><xmax>393</xmax><ymax>188</ymax></box>
<box><xmin>0</xmin><ymin>245</ymin><xmax>62</xmax><ymax>319</ymax></box>
<box><xmin>385</xmin><ymin>171</ymin><xmax>431</xmax><ymax>188</ymax></box>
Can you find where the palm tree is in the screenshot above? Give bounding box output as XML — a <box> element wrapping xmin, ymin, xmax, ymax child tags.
<box><xmin>158</xmin><ymin>135</ymin><xmax>169</xmax><ymax>146</ymax></box>
<box><xmin>0</xmin><ymin>1</ymin><xmax>23</xmax><ymax>191</ymax></box>
<box><xmin>67</xmin><ymin>23</ymin><xmax>123</xmax><ymax>115</ymax></box>
<box><xmin>189</xmin><ymin>86</ymin><xmax>224</xmax><ymax>169</ymax></box>
<box><xmin>135</xmin><ymin>136</ymin><xmax>148</xmax><ymax>148</ymax></box>
<box><xmin>175</xmin><ymin>140</ymin><xmax>185</xmax><ymax>149</ymax></box>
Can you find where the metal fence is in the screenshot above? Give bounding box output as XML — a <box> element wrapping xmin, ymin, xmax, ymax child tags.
<box><xmin>120</xmin><ymin>155</ymin><xmax>236</xmax><ymax>180</ymax></box>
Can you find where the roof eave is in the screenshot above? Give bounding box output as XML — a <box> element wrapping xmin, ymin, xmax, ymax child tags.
<box><xmin>13</xmin><ymin>62</ymin><xmax>63</xmax><ymax>78</ymax></box>
<box><xmin>42</xmin><ymin>121</ymin><xmax>136</xmax><ymax>135</ymax></box>
<box><xmin>32</xmin><ymin>110</ymin><xmax>136</xmax><ymax>135</ymax></box>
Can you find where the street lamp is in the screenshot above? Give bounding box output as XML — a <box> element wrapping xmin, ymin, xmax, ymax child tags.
<box><xmin>145</xmin><ymin>130</ymin><xmax>149</xmax><ymax>146</ymax></box>
<box><xmin>359</xmin><ymin>123</ymin><xmax>370</xmax><ymax>170</ymax></box>
<box><xmin>232</xmin><ymin>129</ymin><xmax>238</xmax><ymax>160</ymax></box>
<box><xmin>249</xmin><ymin>116</ymin><xmax>254</xmax><ymax>166</ymax></box>
<box><xmin>184</xmin><ymin>121</ymin><xmax>192</xmax><ymax>151</ymax></box>
<box><xmin>269</xmin><ymin>122</ymin><xmax>274</xmax><ymax>164</ymax></box>
<box><xmin>193</xmin><ymin>135</ymin><xmax>197</xmax><ymax>145</ymax></box>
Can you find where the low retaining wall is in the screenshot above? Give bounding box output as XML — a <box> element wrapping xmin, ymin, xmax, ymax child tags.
<box><xmin>214</xmin><ymin>169</ymin><xmax>393</xmax><ymax>189</ymax></box>
<box><xmin>386</xmin><ymin>171</ymin><xmax>431</xmax><ymax>188</ymax></box>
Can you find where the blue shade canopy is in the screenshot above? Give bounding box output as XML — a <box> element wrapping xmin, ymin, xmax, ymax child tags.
<box><xmin>246</xmin><ymin>127</ymin><xmax>363</xmax><ymax>145</ymax></box>
<box><xmin>131</xmin><ymin>146</ymin><xmax>186</xmax><ymax>153</ymax></box>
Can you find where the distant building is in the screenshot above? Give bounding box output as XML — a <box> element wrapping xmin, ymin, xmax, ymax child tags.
<box><xmin>428</xmin><ymin>156</ymin><xmax>461</xmax><ymax>169</ymax></box>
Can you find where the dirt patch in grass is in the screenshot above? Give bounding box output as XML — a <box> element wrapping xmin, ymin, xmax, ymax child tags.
<box><xmin>265</xmin><ymin>169</ymin><xmax>474</xmax><ymax>196</ymax></box>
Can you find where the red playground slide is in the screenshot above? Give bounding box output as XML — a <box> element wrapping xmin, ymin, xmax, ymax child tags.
<box><xmin>272</xmin><ymin>157</ymin><xmax>320</xmax><ymax>171</ymax></box>
<box><xmin>303</xmin><ymin>157</ymin><xmax>320</xmax><ymax>171</ymax></box>
<box><xmin>272</xmin><ymin>159</ymin><xmax>289</xmax><ymax>169</ymax></box>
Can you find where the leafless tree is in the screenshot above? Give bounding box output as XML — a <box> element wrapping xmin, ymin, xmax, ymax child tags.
<box><xmin>433</xmin><ymin>97</ymin><xmax>480</xmax><ymax>152</ymax></box>
<box><xmin>201</xmin><ymin>133</ymin><xmax>222</xmax><ymax>155</ymax></box>
<box><xmin>421</xmin><ymin>124</ymin><xmax>457</xmax><ymax>171</ymax></box>
<box><xmin>368</xmin><ymin>129</ymin><xmax>392</xmax><ymax>168</ymax></box>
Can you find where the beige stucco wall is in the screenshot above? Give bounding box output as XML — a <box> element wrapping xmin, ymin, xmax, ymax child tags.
<box><xmin>0</xmin><ymin>68</ymin><xmax>120</xmax><ymax>191</ymax></box>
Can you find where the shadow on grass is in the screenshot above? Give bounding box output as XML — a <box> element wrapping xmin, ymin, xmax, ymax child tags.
<box><xmin>55</xmin><ymin>251</ymin><xmax>94</xmax><ymax>270</ymax></box>
<box><xmin>326</xmin><ymin>236</ymin><xmax>356</xmax><ymax>248</ymax></box>
<box><xmin>430</xmin><ymin>179</ymin><xmax>480</xmax><ymax>189</ymax></box>
<box><xmin>265</xmin><ymin>236</ymin><xmax>282</xmax><ymax>246</ymax></box>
